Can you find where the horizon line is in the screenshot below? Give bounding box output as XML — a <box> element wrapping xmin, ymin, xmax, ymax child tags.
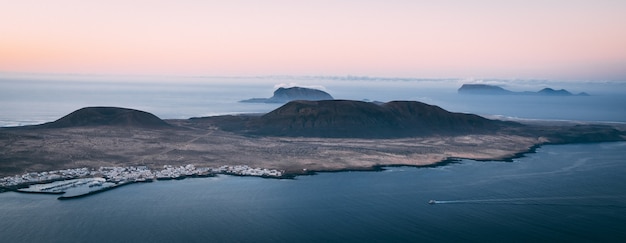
<box><xmin>2</xmin><ymin>71</ymin><xmax>621</xmax><ymax>83</ymax></box>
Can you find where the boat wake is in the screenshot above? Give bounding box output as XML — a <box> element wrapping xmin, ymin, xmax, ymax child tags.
<box><xmin>428</xmin><ymin>195</ymin><xmax>626</xmax><ymax>207</ymax></box>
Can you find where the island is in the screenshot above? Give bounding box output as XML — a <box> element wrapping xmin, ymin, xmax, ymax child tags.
<box><xmin>458</xmin><ymin>84</ymin><xmax>590</xmax><ymax>96</ymax></box>
<box><xmin>240</xmin><ymin>86</ymin><xmax>334</xmax><ymax>103</ymax></box>
<box><xmin>1</xmin><ymin>101</ymin><xmax>624</xmax><ymax>198</ymax></box>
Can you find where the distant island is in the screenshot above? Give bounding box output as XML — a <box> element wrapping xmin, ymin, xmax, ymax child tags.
<box><xmin>240</xmin><ymin>86</ymin><xmax>334</xmax><ymax>103</ymax></box>
<box><xmin>1</xmin><ymin>101</ymin><xmax>624</xmax><ymax>198</ymax></box>
<box><xmin>458</xmin><ymin>84</ymin><xmax>590</xmax><ymax>96</ymax></box>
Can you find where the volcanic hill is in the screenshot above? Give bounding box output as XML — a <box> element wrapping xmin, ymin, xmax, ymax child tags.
<box><xmin>39</xmin><ymin>107</ymin><xmax>170</xmax><ymax>128</ymax></box>
<box><xmin>206</xmin><ymin>100</ymin><xmax>518</xmax><ymax>138</ymax></box>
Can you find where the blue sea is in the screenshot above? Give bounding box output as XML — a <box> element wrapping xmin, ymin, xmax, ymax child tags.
<box><xmin>1</xmin><ymin>74</ymin><xmax>626</xmax><ymax>242</ymax></box>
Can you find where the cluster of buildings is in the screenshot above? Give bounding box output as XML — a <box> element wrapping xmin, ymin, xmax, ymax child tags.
<box><xmin>0</xmin><ymin>168</ymin><xmax>92</xmax><ymax>188</ymax></box>
<box><xmin>153</xmin><ymin>164</ymin><xmax>212</xmax><ymax>180</ymax></box>
<box><xmin>0</xmin><ymin>164</ymin><xmax>284</xmax><ymax>189</ymax></box>
<box><xmin>216</xmin><ymin>165</ymin><xmax>284</xmax><ymax>177</ymax></box>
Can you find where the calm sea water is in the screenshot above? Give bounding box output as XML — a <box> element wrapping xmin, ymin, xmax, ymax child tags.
<box><xmin>1</xmin><ymin>142</ymin><xmax>625</xmax><ymax>242</ymax></box>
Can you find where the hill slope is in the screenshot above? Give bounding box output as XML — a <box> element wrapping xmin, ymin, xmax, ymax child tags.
<box><xmin>40</xmin><ymin>107</ymin><xmax>170</xmax><ymax>128</ymax></box>
<box><xmin>233</xmin><ymin>100</ymin><xmax>517</xmax><ymax>138</ymax></box>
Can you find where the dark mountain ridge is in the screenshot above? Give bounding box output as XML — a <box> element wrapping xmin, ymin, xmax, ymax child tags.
<box><xmin>38</xmin><ymin>107</ymin><xmax>170</xmax><ymax>128</ymax></box>
<box><xmin>210</xmin><ymin>100</ymin><xmax>518</xmax><ymax>138</ymax></box>
<box><xmin>240</xmin><ymin>87</ymin><xmax>334</xmax><ymax>103</ymax></box>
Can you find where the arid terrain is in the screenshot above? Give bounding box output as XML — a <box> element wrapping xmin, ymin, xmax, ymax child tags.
<box><xmin>0</xmin><ymin>122</ymin><xmax>540</xmax><ymax>177</ymax></box>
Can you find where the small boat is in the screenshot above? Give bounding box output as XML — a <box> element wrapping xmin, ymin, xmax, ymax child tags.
<box><xmin>428</xmin><ymin>200</ymin><xmax>436</xmax><ymax>204</ymax></box>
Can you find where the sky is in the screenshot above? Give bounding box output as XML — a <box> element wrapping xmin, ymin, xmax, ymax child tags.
<box><xmin>1</xmin><ymin>0</ymin><xmax>625</xmax><ymax>80</ymax></box>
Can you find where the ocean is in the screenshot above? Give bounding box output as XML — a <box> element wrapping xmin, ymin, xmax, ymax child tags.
<box><xmin>1</xmin><ymin>74</ymin><xmax>626</xmax><ymax>242</ymax></box>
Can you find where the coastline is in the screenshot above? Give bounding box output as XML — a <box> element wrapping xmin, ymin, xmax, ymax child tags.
<box><xmin>282</xmin><ymin>145</ymin><xmax>529</xmax><ymax>178</ymax></box>
<box><xmin>277</xmin><ymin>140</ymin><xmax>620</xmax><ymax>178</ymax></box>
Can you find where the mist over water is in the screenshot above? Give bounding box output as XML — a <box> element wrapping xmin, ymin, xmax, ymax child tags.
<box><xmin>1</xmin><ymin>75</ymin><xmax>624</xmax><ymax>127</ymax></box>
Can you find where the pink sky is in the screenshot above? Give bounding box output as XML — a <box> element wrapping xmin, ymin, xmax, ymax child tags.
<box><xmin>1</xmin><ymin>0</ymin><xmax>625</xmax><ymax>80</ymax></box>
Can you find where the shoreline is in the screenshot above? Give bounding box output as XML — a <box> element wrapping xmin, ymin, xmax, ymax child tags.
<box><xmin>279</xmin><ymin>143</ymin><xmax>541</xmax><ymax>178</ymax></box>
<box><xmin>278</xmin><ymin>140</ymin><xmax>621</xmax><ymax>178</ymax></box>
